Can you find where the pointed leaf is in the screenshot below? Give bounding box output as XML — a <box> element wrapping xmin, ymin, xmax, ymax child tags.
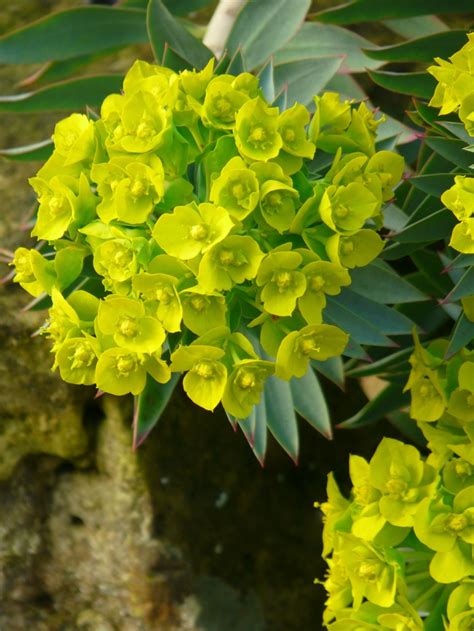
<box><xmin>409</xmin><ymin>174</ymin><xmax>456</xmax><ymax>197</ymax></box>
<box><xmin>368</xmin><ymin>70</ymin><xmax>436</xmax><ymax>99</ymax></box>
<box><xmin>338</xmin><ymin>381</ymin><xmax>410</xmax><ymax>429</ymax></box>
<box><xmin>274</xmin><ymin>22</ymin><xmax>380</xmax><ymax>72</ymax></box>
<box><xmin>346</xmin><ymin>347</ymin><xmax>413</xmax><ymax>378</ymax></box>
<box><xmin>0</xmin><ymin>75</ymin><xmax>123</xmax><ymax>113</ymax></box>
<box><xmin>133</xmin><ymin>373</ymin><xmax>180</xmax><ymax>448</ymax></box>
<box><xmin>382</xmin><ymin>16</ymin><xmax>448</xmax><ymax>38</ymax></box>
<box><xmin>274</xmin><ymin>56</ymin><xmax>342</xmax><ymax>107</ymax></box>
<box><xmin>364</xmin><ymin>30</ymin><xmax>467</xmax><ymax>63</ymax></box>
<box><xmin>147</xmin><ymin>0</ymin><xmax>213</xmax><ymax>69</ymax></box>
<box><xmin>258</xmin><ymin>58</ymin><xmax>275</xmax><ymax>103</ymax></box>
<box><xmin>290</xmin><ymin>369</ymin><xmax>332</xmax><ymax>439</ymax></box>
<box><xmin>350</xmin><ymin>260</ymin><xmax>427</xmax><ymax>304</ymax></box>
<box><xmin>313</xmin><ymin>1</ymin><xmax>472</xmax><ymax>25</ymax></box>
<box><xmin>445</xmin><ymin>266</ymin><xmax>474</xmax><ymax>303</ymax></box>
<box><xmin>312</xmin><ymin>356</ymin><xmax>345</xmax><ymax>388</ymax></box>
<box><xmin>0</xmin><ymin>139</ymin><xmax>53</xmax><ymax>162</ymax></box>
<box><xmin>325</xmin><ymin>297</ymin><xmax>396</xmax><ymax>347</ymax></box>
<box><xmin>425</xmin><ymin>137</ymin><xmax>473</xmax><ymax>170</ymax></box>
<box><xmin>0</xmin><ymin>7</ymin><xmax>148</xmax><ymax>64</ymax></box>
<box><xmin>335</xmin><ymin>288</ymin><xmax>415</xmax><ymax>335</ymax></box>
<box><xmin>393</xmin><ymin>208</ymin><xmax>456</xmax><ymax>243</ymax></box>
<box><xmin>446</xmin><ymin>314</ymin><xmax>474</xmax><ymax>358</ymax></box>
<box><xmin>264</xmin><ymin>376</ymin><xmax>299</xmax><ymax>462</ymax></box>
<box><xmin>226</xmin><ymin>0</ymin><xmax>311</xmax><ymax>70</ymax></box>
<box><xmin>252</xmin><ymin>397</ymin><xmax>268</xmax><ymax>466</ymax></box>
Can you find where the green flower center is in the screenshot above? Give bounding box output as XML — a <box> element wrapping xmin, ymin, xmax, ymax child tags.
<box><xmin>112</xmin><ymin>248</ymin><xmax>133</xmax><ymax>267</ymax></box>
<box><xmin>216</xmin><ymin>97</ymin><xmax>231</xmax><ymax>114</ymax></box>
<box><xmin>236</xmin><ymin>370</ymin><xmax>256</xmax><ymax>390</ymax></box>
<box><xmin>335</xmin><ymin>205</ymin><xmax>349</xmax><ymax>219</ymax></box>
<box><xmin>193</xmin><ymin>361</ymin><xmax>216</xmax><ymax>379</ymax></box>
<box><xmin>218</xmin><ymin>248</ymin><xmax>235</xmax><ymax>266</ymax></box>
<box><xmin>136</xmin><ymin>121</ymin><xmax>154</xmax><ymax>139</ymax></box>
<box><xmin>63</xmin><ymin>132</ymin><xmax>78</xmax><ymax>149</ymax></box>
<box><xmin>283</xmin><ymin>128</ymin><xmax>296</xmax><ymax>143</ymax></box>
<box><xmin>49</xmin><ymin>194</ymin><xmax>65</xmax><ymax>216</ymax></box>
<box><xmin>454</xmin><ymin>460</ymin><xmax>472</xmax><ymax>478</ymax></box>
<box><xmin>357</xmin><ymin>560</ymin><xmax>381</xmax><ymax>582</ymax></box>
<box><xmin>384</xmin><ymin>477</ymin><xmax>408</xmax><ymax>499</ymax></box>
<box><xmin>71</xmin><ymin>342</ymin><xmax>95</xmax><ymax>369</ymax></box>
<box><xmin>273</xmin><ymin>270</ymin><xmax>293</xmax><ymax>290</ymax></box>
<box><xmin>267</xmin><ymin>192</ymin><xmax>282</xmax><ymax>208</ymax></box>
<box><xmin>15</xmin><ymin>253</ymin><xmax>33</xmax><ymax>277</ymax></box>
<box><xmin>189</xmin><ymin>223</ymin><xmax>209</xmax><ymax>241</ymax></box>
<box><xmin>249</xmin><ymin>126</ymin><xmax>266</xmax><ymax>143</ymax></box>
<box><xmin>116</xmin><ymin>354</ymin><xmax>139</xmax><ymax>375</ymax></box>
<box><xmin>118</xmin><ymin>316</ymin><xmax>138</xmax><ymax>338</ymax></box>
<box><xmin>232</xmin><ymin>183</ymin><xmax>246</xmax><ymax>200</ymax></box>
<box><xmin>353</xmin><ymin>484</ymin><xmax>377</xmax><ymax>506</ymax></box>
<box><xmin>155</xmin><ymin>286</ymin><xmax>173</xmax><ymax>304</ymax></box>
<box><xmin>190</xmin><ymin>296</ymin><xmax>207</xmax><ymax>312</ymax></box>
<box><xmin>298</xmin><ymin>335</ymin><xmax>320</xmax><ymax>356</ymax></box>
<box><xmin>131</xmin><ymin>179</ymin><xmax>146</xmax><ymax>197</ymax></box>
<box><xmin>341</xmin><ymin>240</ymin><xmax>354</xmax><ymax>254</ymax></box>
<box><xmin>467</xmin><ymin>393</ymin><xmax>474</xmax><ymax>407</ymax></box>
<box><xmin>445</xmin><ymin>513</ymin><xmax>468</xmax><ymax>533</ymax></box>
<box><xmin>310</xmin><ymin>275</ymin><xmax>325</xmax><ymax>291</ymax></box>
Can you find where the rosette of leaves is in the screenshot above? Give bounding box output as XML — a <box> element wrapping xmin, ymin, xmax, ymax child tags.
<box><xmin>8</xmin><ymin>48</ymin><xmax>422</xmax><ymax>464</ymax></box>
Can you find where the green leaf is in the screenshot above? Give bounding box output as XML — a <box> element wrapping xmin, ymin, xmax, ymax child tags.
<box><xmin>274</xmin><ymin>57</ymin><xmax>342</xmax><ymax>107</ymax></box>
<box><xmin>445</xmin><ymin>266</ymin><xmax>474</xmax><ymax>303</ymax></box>
<box><xmin>424</xmin><ymin>137</ymin><xmax>474</xmax><ymax>170</ymax></box>
<box><xmin>252</xmin><ymin>397</ymin><xmax>268</xmax><ymax>466</ymax></box>
<box><xmin>312</xmin><ymin>356</ymin><xmax>345</xmax><ymax>389</ymax></box>
<box><xmin>235</xmin><ymin>408</ymin><xmax>256</xmax><ymax>445</ymax></box>
<box><xmin>0</xmin><ymin>139</ymin><xmax>53</xmax><ymax>162</ymax></box>
<box><xmin>387</xmin><ymin>411</ymin><xmax>426</xmax><ymax>447</ymax></box>
<box><xmin>382</xmin><ymin>15</ymin><xmax>448</xmax><ymax>38</ymax></box>
<box><xmin>350</xmin><ymin>260</ymin><xmax>427</xmax><ymax>304</ymax></box>
<box><xmin>264</xmin><ymin>376</ymin><xmax>299</xmax><ymax>462</ymax></box>
<box><xmin>0</xmin><ymin>7</ymin><xmax>148</xmax><ymax>64</ymax></box>
<box><xmin>226</xmin><ymin>0</ymin><xmax>311</xmax><ymax>70</ymax></box>
<box><xmin>409</xmin><ymin>174</ymin><xmax>456</xmax><ymax>197</ymax></box>
<box><xmin>447</xmin><ymin>253</ymin><xmax>474</xmax><ymax>270</ymax></box>
<box><xmin>258</xmin><ymin>58</ymin><xmax>275</xmax><ymax>103</ymax></box>
<box><xmin>163</xmin><ymin>0</ymin><xmax>213</xmax><ymax>16</ymax></box>
<box><xmin>325</xmin><ymin>297</ymin><xmax>396</xmax><ymax>347</ymax></box>
<box><xmin>325</xmin><ymin>73</ymin><xmax>366</xmax><ymax>100</ymax></box>
<box><xmin>338</xmin><ymin>381</ymin><xmax>410</xmax><ymax>429</ymax></box>
<box><xmin>368</xmin><ymin>70</ymin><xmax>436</xmax><ymax>99</ymax></box>
<box><xmin>446</xmin><ymin>314</ymin><xmax>474</xmax><ymax>358</ymax></box>
<box><xmin>133</xmin><ymin>373</ymin><xmax>180</xmax><ymax>448</ymax></box>
<box><xmin>335</xmin><ymin>289</ymin><xmax>415</xmax><ymax>335</ymax></box>
<box><xmin>274</xmin><ymin>22</ymin><xmax>380</xmax><ymax>73</ymax></box>
<box><xmin>438</xmin><ymin>121</ymin><xmax>473</xmax><ymax>144</ymax></box>
<box><xmin>0</xmin><ymin>75</ymin><xmax>123</xmax><ymax>113</ymax></box>
<box><xmin>346</xmin><ymin>347</ymin><xmax>413</xmax><ymax>378</ymax></box>
<box><xmin>393</xmin><ymin>208</ymin><xmax>456</xmax><ymax>243</ymax></box>
<box><xmin>290</xmin><ymin>369</ymin><xmax>332</xmax><ymax>439</ymax></box>
<box><xmin>147</xmin><ymin>0</ymin><xmax>213</xmax><ymax>69</ymax></box>
<box><xmin>312</xmin><ymin>0</ymin><xmax>473</xmax><ymax>25</ymax></box>
<box><xmin>364</xmin><ymin>30</ymin><xmax>467</xmax><ymax>63</ymax></box>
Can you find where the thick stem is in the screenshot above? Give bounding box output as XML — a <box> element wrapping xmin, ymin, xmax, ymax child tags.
<box><xmin>203</xmin><ymin>0</ymin><xmax>247</xmax><ymax>59</ymax></box>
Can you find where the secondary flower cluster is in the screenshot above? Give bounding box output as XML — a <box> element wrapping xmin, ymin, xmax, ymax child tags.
<box><xmin>429</xmin><ymin>35</ymin><xmax>474</xmax><ymax>255</ymax></box>
<box><xmin>317</xmin><ymin>436</ymin><xmax>474</xmax><ymax>629</ymax></box>
<box><xmin>12</xmin><ymin>60</ymin><xmax>403</xmax><ymax>416</ymax></box>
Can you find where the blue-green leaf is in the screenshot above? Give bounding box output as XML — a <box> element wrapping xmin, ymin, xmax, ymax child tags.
<box><xmin>350</xmin><ymin>261</ymin><xmax>427</xmax><ymax>304</ymax></box>
<box><xmin>338</xmin><ymin>381</ymin><xmax>410</xmax><ymax>429</ymax></box>
<box><xmin>425</xmin><ymin>137</ymin><xmax>474</xmax><ymax>170</ymax></box>
<box><xmin>0</xmin><ymin>75</ymin><xmax>123</xmax><ymax>113</ymax></box>
<box><xmin>364</xmin><ymin>30</ymin><xmax>467</xmax><ymax>63</ymax></box>
<box><xmin>446</xmin><ymin>314</ymin><xmax>474</xmax><ymax>358</ymax></box>
<box><xmin>274</xmin><ymin>22</ymin><xmax>380</xmax><ymax>73</ymax></box>
<box><xmin>226</xmin><ymin>0</ymin><xmax>311</xmax><ymax>70</ymax></box>
<box><xmin>312</xmin><ymin>356</ymin><xmax>345</xmax><ymax>389</ymax></box>
<box><xmin>325</xmin><ymin>297</ymin><xmax>396</xmax><ymax>347</ymax></box>
<box><xmin>445</xmin><ymin>266</ymin><xmax>474</xmax><ymax>304</ymax></box>
<box><xmin>290</xmin><ymin>369</ymin><xmax>332</xmax><ymax>439</ymax></box>
<box><xmin>274</xmin><ymin>56</ymin><xmax>342</xmax><ymax>107</ymax></box>
<box><xmin>393</xmin><ymin>208</ymin><xmax>456</xmax><ymax>243</ymax></box>
<box><xmin>368</xmin><ymin>70</ymin><xmax>436</xmax><ymax>99</ymax></box>
<box><xmin>0</xmin><ymin>139</ymin><xmax>53</xmax><ymax>161</ymax></box>
<box><xmin>0</xmin><ymin>7</ymin><xmax>148</xmax><ymax>64</ymax></box>
<box><xmin>133</xmin><ymin>373</ymin><xmax>180</xmax><ymax>448</ymax></box>
<box><xmin>264</xmin><ymin>377</ymin><xmax>299</xmax><ymax>462</ymax></box>
<box><xmin>147</xmin><ymin>0</ymin><xmax>213</xmax><ymax>68</ymax></box>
